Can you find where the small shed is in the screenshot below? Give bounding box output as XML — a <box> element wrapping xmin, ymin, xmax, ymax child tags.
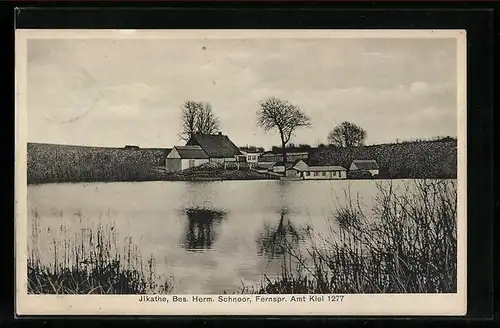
<box><xmin>166</xmin><ymin>146</ymin><xmax>209</xmax><ymax>172</ymax></box>
<box><xmin>285</xmin><ymin>159</ymin><xmax>309</xmax><ymax>178</ymax></box>
<box><xmin>349</xmin><ymin>160</ymin><xmax>379</xmax><ymax>176</ymax></box>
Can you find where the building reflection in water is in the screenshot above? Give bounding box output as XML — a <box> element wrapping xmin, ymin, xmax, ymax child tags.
<box><xmin>256</xmin><ymin>207</ymin><xmax>302</xmax><ymax>259</ymax></box>
<box><xmin>182</xmin><ymin>206</ymin><xmax>226</xmax><ymax>252</ymax></box>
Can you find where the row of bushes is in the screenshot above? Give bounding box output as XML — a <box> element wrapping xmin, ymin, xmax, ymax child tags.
<box><xmin>166</xmin><ymin>163</ymin><xmax>275</xmax><ymax>181</ymax></box>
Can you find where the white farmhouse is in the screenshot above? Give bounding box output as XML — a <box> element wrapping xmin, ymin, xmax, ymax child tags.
<box><xmin>349</xmin><ymin>160</ymin><xmax>380</xmax><ymax>176</ymax></box>
<box><xmin>165</xmin><ymin>146</ymin><xmax>209</xmax><ymax>172</ymax></box>
<box><xmin>239</xmin><ymin>147</ymin><xmax>264</xmax><ymax>169</ymax></box>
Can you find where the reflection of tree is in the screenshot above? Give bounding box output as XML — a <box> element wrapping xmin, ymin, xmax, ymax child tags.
<box><xmin>183</xmin><ymin>207</ymin><xmax>226</xmax><ymax>251</ymax></box>
<box><xmin>257</xmin><ymin>208</ymin><xmax>302</xmax><ymax>259</ymax></box>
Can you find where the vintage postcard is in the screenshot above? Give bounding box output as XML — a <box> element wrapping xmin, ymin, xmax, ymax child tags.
<box><xmin>15</xmin><ymin>29</ymin><xmax>467</xmax><ymax>316</ymax></box>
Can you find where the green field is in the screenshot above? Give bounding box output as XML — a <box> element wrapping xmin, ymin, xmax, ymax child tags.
<box><xmin>27</xmin><ymin>143</ymin><xmax>170</xmax><ymax>184</ymax></box>
<box><xmin>309</xmin><ymin>139</ymin><xmax>457</xmax><ymax>179</ymax></box>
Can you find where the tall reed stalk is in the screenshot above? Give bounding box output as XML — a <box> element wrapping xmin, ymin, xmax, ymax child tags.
<box><xmin>257</xmin><ymin>179</ymin><xmax>457</xmax><ymax>294</ymax></box>
<box><xmin>28</xmin><ymin>210</ymin><xmax>172</xmax><ymax>294</ymax></box>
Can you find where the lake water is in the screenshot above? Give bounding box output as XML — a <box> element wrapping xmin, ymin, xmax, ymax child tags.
<box><xmin>28</xmin><ymin>179</ymin><xmax>405</xmax><ymax>294</ymax></box>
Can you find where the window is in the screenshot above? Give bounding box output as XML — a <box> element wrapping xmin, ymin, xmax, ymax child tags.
<box><xmin>321</xmin><ymin>172</ymin><xmax>326</xmax><ymax>176</ymax></box>
<box><xmin>306</xmin><ymin>172</ymin><xmax>310</xmax><ymax>176</ymax></box>
<box><xmin>333</xmin><ymin>171</ymin><xmax>336</xmax><ymax>177</ymax></box>
<box><xmin>188</xmin><ymin>160</ymin><xmax>195</xmax><ymax>168</ymax></box>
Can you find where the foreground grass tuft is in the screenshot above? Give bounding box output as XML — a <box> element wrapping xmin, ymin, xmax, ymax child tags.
<box><xmin>28</xmin><ymin>210</ymin><xmax>172</xmax><ymax>294</ymax></box>
<box><xmin>255</xmin><ymin>179</ymin><xmax>457</xmax><ymax>294</ymax></box>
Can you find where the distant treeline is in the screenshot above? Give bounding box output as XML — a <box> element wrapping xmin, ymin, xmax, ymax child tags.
<box><xmin>309</xmin><ymin>138</ymin><xmax>457</xmax><ymax>179</ymax></box>
<box><xmin>27</xmin><ymin>143</ymin><xmax>170</xmax><ymax>184</ymax></box>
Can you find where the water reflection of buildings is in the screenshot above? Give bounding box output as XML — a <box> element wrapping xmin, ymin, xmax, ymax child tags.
<box><xmin>256</xmin><ymin>207</ymin><xmax>302</xmax><ymax>259</ymax></box>
<box><xmin>182</xmin><ymin>207</ymin><xmax>226</xmax><ymax>251</ymax></box>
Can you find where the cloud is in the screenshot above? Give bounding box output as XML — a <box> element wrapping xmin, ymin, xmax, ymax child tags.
<box><xmin>26</xmin><ymin>37</ymin><xmax>458</xmax><ymax>148</ymax></box>
<box><xmin>410</xmin><ymin>81</ymin><xmax>428</xmax><ymax>93</ymax></box>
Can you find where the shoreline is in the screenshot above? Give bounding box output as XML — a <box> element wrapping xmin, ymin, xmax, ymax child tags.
<box><xmin>27</xmin><ymin>175</ymin><xmax>458</xmax><ymax>186</ymax></box>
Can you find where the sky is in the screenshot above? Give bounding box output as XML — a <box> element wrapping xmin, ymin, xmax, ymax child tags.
<box><xmin>26</xmin><ymin>36</ymin><xmax>458</xmax><ymax>149</ymax></box>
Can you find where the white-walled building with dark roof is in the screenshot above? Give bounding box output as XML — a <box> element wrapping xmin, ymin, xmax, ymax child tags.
<box><xmin>349</xmin><ymin>159</ymin><xmax>380</xmax><ymax>176</ymax></box>
<box><xmin>166</xmin><ymin>145</ymin><xmax>209</xmax><ymax>172</ymax></box>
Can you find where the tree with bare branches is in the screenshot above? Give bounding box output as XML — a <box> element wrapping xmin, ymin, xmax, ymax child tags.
<box><xmin>180</xmin><ymin>101</ymin><xmax>220</xmax><ymax>141</ymax></box>
<box><xmin>327</xmin><ymin>121</ymin><xmax>366</xmax><ymax>148</ymax></box>
<box><xmin>256</xmin><ymin>97</ymin><xmax>311</xmax><ymax>164</ymax></box>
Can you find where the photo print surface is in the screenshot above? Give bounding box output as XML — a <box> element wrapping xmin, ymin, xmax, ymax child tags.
<box><xmin>15</xmin><ymin>29</ymin><xmax>467</xmax><ymax>316</ymax></box>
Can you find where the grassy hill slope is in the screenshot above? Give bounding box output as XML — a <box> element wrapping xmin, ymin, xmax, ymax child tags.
<box><xmin>309</xmin><ymin>139</ymin><xmax>457</xmax><ymax>179</ymax></box>
<box><xmin>27</xmin><ymin>143</ymin><xmax>170</xmax><ymax>184</ymax></box>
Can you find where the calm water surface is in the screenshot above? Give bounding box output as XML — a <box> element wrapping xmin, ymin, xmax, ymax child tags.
<box><xmin>28</xmin><ymin>180</ymin><xmax>389</xmax><ymax>293</ymax></box>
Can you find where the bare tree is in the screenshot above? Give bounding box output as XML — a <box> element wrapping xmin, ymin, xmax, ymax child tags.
<box><xmin>195</xmin><ymin>103</ymin><xmax>220</xmax><ymax>136</ymax></box>
<box><xmin>327</xmin><ymin>121</ymin><xmax>367</xmax><ymax>148</ymax></box>
<box><xmin>256</xmin><ymin>97</ymin><xmax>311</xmax><ymax>164</ymax></box>
<box><xmin>180</xmin><ymin>101</ymin><xmax>220</xmax><ymax>141</ymax></box>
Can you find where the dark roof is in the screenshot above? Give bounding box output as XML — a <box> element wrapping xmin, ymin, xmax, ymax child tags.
<box><xmin>173</xmin><ymin>146</ymin><xmax>208</xmax><ymax>159</ymax></box>
<box><xmin>352</xmin><ymin>160</ymin><xmax>379</xmax><ymax>170</ymax></box>
<box><xmin>303</xmin><ymin>166</ymin><xmax>346</xmax><ymax>172</ymax></box>
<box><xmin>239</xmin><ymin>146</ymin><xmax>265</xmax><ymax>153</ymax></box>
<box><xmin>186</xmin><ymin>134</ymin><xmax>242</xmax><ymax>158</ymax></box>
<box><xmin>261</xmin><ymin>151</ymin><xmax>309</xmax><ymax>157</ymax></box>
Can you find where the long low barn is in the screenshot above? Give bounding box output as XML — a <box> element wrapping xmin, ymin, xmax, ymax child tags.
<box><xmin>284</xmin><ymin>159</ymin><xmax>347</xmax><ymax>180</ymax></box>
<box><xmin>301</xmin><ymin>166</ymin><xmax>347</xmax><ymax>179</ymax></box>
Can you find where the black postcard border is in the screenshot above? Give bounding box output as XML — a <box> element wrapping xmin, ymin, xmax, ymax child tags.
<box><xmin>2</xmin><ymin>2</ymin><xmax>495</xmax><ymax>325</ymax></box>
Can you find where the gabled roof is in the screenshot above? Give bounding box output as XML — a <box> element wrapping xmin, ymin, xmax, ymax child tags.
<box><xmin>274</xmin><ymin>159</ymin><xmax>309</xmax><ymax>168</ymax></box>
<box><xmin>351</xmin><ymin>160</ymin><xmax>379</xmax><ymax>170</ymax></box>
<box><xmin>291</xmin><ymin>158</ymin><xmax>308</xmax><ymax>166</ymax></box>
<box><xmin>303</xmin><ymin>166</ymin><xmax>346</xmax><ymax>172</ymax></box>
<box><xmin>187</xmin><ymin>134</ymin><xmax>242</xmax><ymax>158</ymax></box>
<box><xmin>173</xmin><ymin>145</ymin><xmax>208</xmax><ymax>159</ymax></box>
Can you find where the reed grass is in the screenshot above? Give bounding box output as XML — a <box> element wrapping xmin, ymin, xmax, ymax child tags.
<box><xmin>256</xmin><ymin>179</ymin><xmax>457</xmax><ymax>294</ymax></box>
<box><xmin>28</xmin><ymin>210</ymin><xmax>172</xmax><ymax>294</ymax></box>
